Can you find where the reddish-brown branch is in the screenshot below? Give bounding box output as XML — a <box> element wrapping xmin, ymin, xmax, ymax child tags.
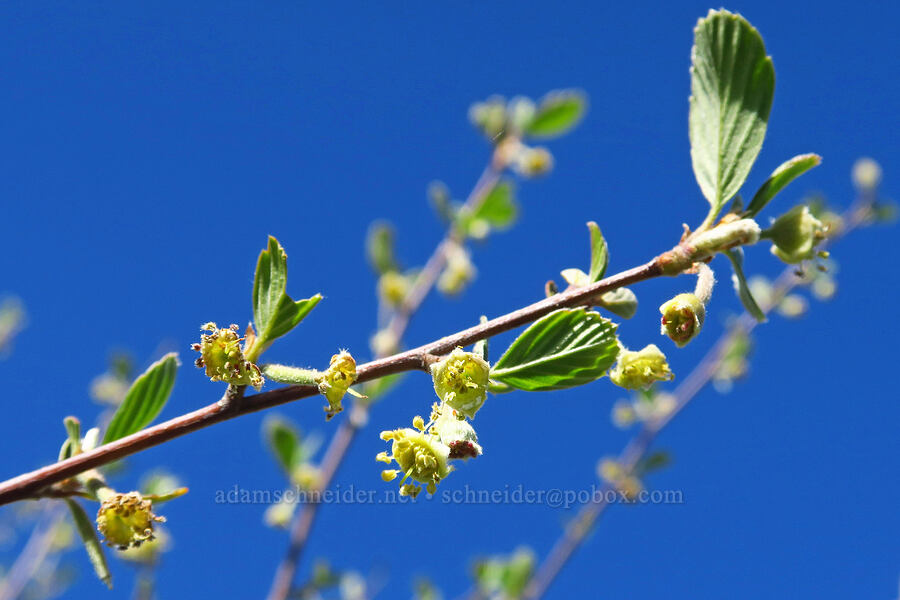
<box><xmin>0</xmin><ymin>258</ymin><xmax>662</xmax><ymax>507</ymax></box>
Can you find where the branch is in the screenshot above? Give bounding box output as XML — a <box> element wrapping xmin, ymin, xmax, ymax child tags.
<box><xmin>520</xmin><ymin>199</ymin><xmax>873</xmax><ymax>600</ymax></box>
<box><xmin>0</xmin><ymin>227</ymin><xmax>662</xmax><ymax>509</ymax></box>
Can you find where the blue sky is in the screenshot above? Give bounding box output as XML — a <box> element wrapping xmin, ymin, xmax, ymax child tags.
<box><xmin>1</xmin><ymin>1</ymin><xmax>897</xmax><ymax>598</ymax></box>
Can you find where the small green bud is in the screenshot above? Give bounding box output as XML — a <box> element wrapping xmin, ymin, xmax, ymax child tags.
<box><xmin>193</xmin><ymin>322</ymin><xmax>263</xmax><ymax>390</ymax></box>
<box><xmin>468</xmin><ymin>96</ymin><xmax>507</xmax><ymax>141</ymax></box>
<box><xmin>317</xmin><ymin>351</ymin><xmax>358</xmax><ymax>420</ymax></box>
<box><xmin>512</xmin><ymin>146</ymin><xmax>554</xmax><ymax>178</ymax></box>
<box><xmin>507</xmin><ymin>96</ymin><xmax>537</xmax><ymax>133</ymax></box>
<box><xmin>437</xmin><ymin>244</ymin><xmax>476</xmax><ymax>296</ymax></box>
<box><xmin>598</xmin><ymin>458</ymin><xmax>642</xmax><ymax>501</ymax></box>
<box><xmin>96</xmin><ymin>491</ymin><xmax>165</xmax><ymax>550</ymax></box>
<box><xmin>264</xmin><ymin>498</ymin><xmax>296</xmax><ymax>529</ymax></box>
<box><xmin>659</xmin><ymin>293</ymin><xmax>705</xmax><ymax>347</ymax></box>
<box><xmin>378</xmin><ymin>421</ymin><xmax>452</xmax><ymax>497</ymax></box>
<box><xmin>765</xmin><ymin>206</ymin><xmax>826</xmax><ymax>264</ymax></box>
<box><xmin>611</xmin><ymin>400</ymin><xmax>637</xmax><ymax>428</ymax></box>
<box><xmin>430</xmin><ymin>347</ymin><xmax>490</xmax><ymax>419</ymax></box>
<box><xmin>852</xmin><ymin>157</ymin><xmax>882</xmax><ymax>191</ymax></box>
<box><xmin>777</xmin><ymin>294</ymin><xmax>808</xmax><ymax>318</ymax></box>
<box><xmin>377</xmin><ymin>271</ymin><xmax>411</xmax><ymax>308</ymax></box>
<box><xmin>291</xmin><ymin>463</ymin><xmax>322</xmax><ymax>490</ymax></box>
<box><xmin>811</xmin><ymin>275</ymin><xmax>837</xmax><ymax>300</ymax></box>
<box><xmin>370</xmin><ymin>329</ymin><xmax>399</xmax><ymax>357</ymax></box>
<box><xmin>609</xmin><ymin>344</ymin><xmax>674</xmax><ymax>390</ymax></box>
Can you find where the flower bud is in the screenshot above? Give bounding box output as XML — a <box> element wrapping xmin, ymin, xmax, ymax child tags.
<box><xmin>370</xmin><ymin>329</ymin><xmax>399</xmax><ymax>357</ymax></box>
<box><xmin>193</xmin><ymin>322</ymin><xmax>263</xmax><ymax>390</ymax></box>
<box><xmin>378</xmin><ymin>421</ymin><xmax>452</xmax><ymax>497</ymax></box>
<box><xmin>468</xmin><ymin>96</ymin><xmax>507</xmax><ymax>141</ymax></box>
<box><xmin>512</xmin><ymin>146</ymin><xmax>554</xmax><ymax>178</ymax></box>
<box><xmin>430</xmin><ymin>348</ymin><xmax>490</xmax><ymax>419</ymax></box>
<box><xmin>507</xmin><ymin>96</ymin><xmax>537</xmax><ymax>133</ymax></box>
<box><xmin>317</xmin><ymin>351</ymin><xmax>357</xmax><ymax>420</ymax></box>
<box><xmin>377</xmin><ymin>271</ymin><xmax>411</xmax><ymax>308</ymax></box>
<box><xmin>609</xmin><ymin>344</ymin><xmax>674</xmax><ymax>390</ymax></box>
<box><xmin>96</xmin><ymin>491</ymin><xmax>165</xmax><ymax>550</ymax></box>
<box><xmin>659</xmin><ymin>293</ymin><xmax>705</xmax><ymax>347</ymax></box>
<box><xmin>437</xmin><ymin>244</ymin><xmax>476</xmax><ymax>296</ymax></box>
<box><xmin>765</xmin><ymin>206</ymin><xmax>825</xmax><ymax>264</ymax></box>
<box><xmin>263</xmin><ymin>498</ymin><xmax>296</xmax><ymax>529</ymax></box>
<box><xmin>432</xmin><ymin>404</ymin><xmax>482</xmax><ymax>460</ymax></box>
<box><xmin>291</xmin><ymin>463</ymin><xmax>322</xmax><ymax>490</ymax></box>
<box><xmin>598</xmin><ymin>458</ymin><xmax>642</xmax><ymax>501</ymax></box>
<box><xmin>852</xmin><ymin>157</ymin><xmax>882</xmax><ymax>191</ymax></box>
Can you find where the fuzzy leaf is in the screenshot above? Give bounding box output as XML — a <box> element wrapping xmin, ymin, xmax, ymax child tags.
<box><xmin>64</xmin><ymin>416</ymin><xmax>82</xmax><ymax>455</ymax></box>
<box><xmin>586</xmin><ymin>221</ymin><xmax>609</xmax><ymax>282</ymax></box>
<box><xmin>65</xmin><ymin>499</ymin><xmax>112</xmax><ymax>589</ymax></box>
<box><xmin>689</xmin><ymin>10</ymin><xmax>775</xmax><ymax>216</ymax></box>
<box><xmin>597</xmin><ymin>287</ymin><xmax>638</xmax><ymax>319</ymax></box>
<box><xmin>103</xmin><ymin>353</ymin><xmax>178</xmax><ymax>444</ymax></box>
<box><xmin>253</xmin><ymin>236</ymin><xmax>321</xmax><ymax>351</ymax></box>
<box><xmin>265</xmin><ymin>416</ymin><xmax>302</xmax><ymax>475</ymax></box>
<box><xmin>525</xmin><ymin>90</ymin><xmax>586</xmax><ymax>139</ymax></box>
<box><xmin>725</xmin><ymin>248</ymin><xmax>767</xmax><ymax>322</ymax></box>
<box><xmin>366</xmin><ymin>222</ymin><xmax>398</xmax><ymax>274</ymax></box>
<box><xmin>472</xmin><ymin>181</ymin><xmax>517</xmax><ymax>229</ymax></box>
<box><xmin>636</xmin><ymin>450</ymin><xmax>672</xmax><ymax>475</ymax></box>
<box><xmin>744</xmin><ymin>153</ymin><xmax>822</xmax><ymax>217</ymax></box>
<box><xmin>490</xmin><ymin>308</ymin><xmax>619</xmax><ymax>391</ymax></box>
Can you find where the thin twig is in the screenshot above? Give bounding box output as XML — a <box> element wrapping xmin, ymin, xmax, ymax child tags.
<box><xmin>0</xmin><ymin>503</ymin><xmax>66</xmax><ymax>600</ymax></box>
<box><xmin>521</xmin><ymin>200</ymin><xmax>873</xmax><ymax>599</ymax></box>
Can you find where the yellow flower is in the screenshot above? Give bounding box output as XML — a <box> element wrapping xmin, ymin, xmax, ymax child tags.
<box><xmin>193</xmin><ymin>323</ymin><xmax>263</xmax><ymax>390</ymax></box>
<box><xmin>659</xmin><ymin>293</ymin><xmax>705</xmax><ymax>347</ymax></box>
<box><xmin>96</xmin><ymin>492</ymin><xmax>165</xmax><ymax>550</ymax></box>
<box><xmin>317</xmin><ymin>351</ymin><xmax>358</xmax><ymax>420</ymax></box>
<box><xmin>609</xmin><ymin>344</ymin><xmax>674</xmax><ymax>390</ymax></box>
<box><xmin>378</xmin><ymin>418</ymin><xmax>452</xmax><ymax>497</ymax></box>
<box><xmin>430</xmin><ymin>348</ymin><xmax>490</xmax><ymax>419</ymax></box>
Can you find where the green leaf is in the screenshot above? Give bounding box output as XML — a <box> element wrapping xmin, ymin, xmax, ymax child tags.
<box><xmin>65</xmin><ymin>499</ymin><xmax>112</xmax><ymax>589</ymax></box>
<box><xmin>490</xmin><ymin>308</ymin><xmax>619</xmax><ymax>391</ymax></box>
<box><xmin>64</xmin><ymin>416</ymin><xmax>82</xmax><ymax>454</ymax></box>
<box><xmin>744</xmin><ymin>153</ymin><xmax>822</xmax><ymax>217</ymax></box>
<box><xmin>264</xmin><ymin>416</ymin><xmax>302</xmax><ymax>476</ymax></box>
<box><xmin>145</xmin><ymin>487</ymin><xmax>189</xmax><ymax>504</ymax></box>
<box><xmin>103</xmin><ymin>353</ymin><xmax>179</xmax><ymax>444</ymax></box>
<box><xmin>597</xmin><ymin>287</ymin><xmax>638</xmax><ymax>319</ymax></box>
<box><xmin>58</xmin><ymin>439</ymin><xmax>73</xmax><ymax>462</ymax></box>
<box><xmin>636</xmin><ymin>450</ymin><xmax>672</xmax><ymax>475</ymax></box>
<box><xmin>525</xmin><ymin>90</ymin><xmax>586</xmax><ymax>139</ymax></box>
<box><xmin>366</xmin><ymin>221</ymin><xmax>398</xmax><ymax>274</ymax></box>
<box><xmin>586</xmin><ymin>221</ymin><xmax>609</xmax><ymax>282</ymax></box>
<box><xmin>253</xmin><ymin>236</ymin><xmax>322</xmax><ymax>353</ymax></box>
<box><xmin>471</xmin><ymin>181</ymin><xmax>517</xmax><ymax>229</ymax></box>
<box><xmin>689</xmin><ymin>10</ymin><xmax>775</xmax><ymax>217</ymax></box>
<box><xmin>725</xmin><ymin>248</ymin><xmax>766</xmax><ymax>322</ymax></box>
